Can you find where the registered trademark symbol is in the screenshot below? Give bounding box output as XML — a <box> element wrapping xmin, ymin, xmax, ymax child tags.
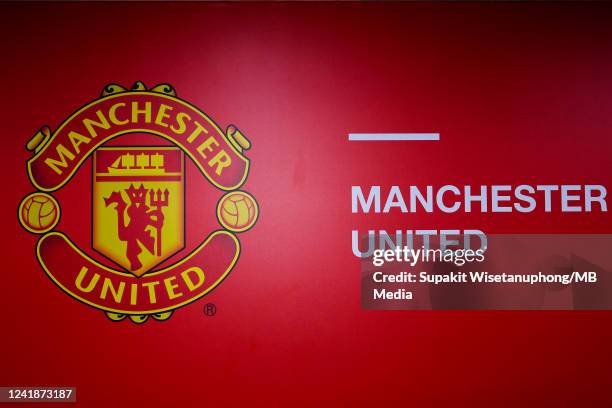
<box><xmin>204</xmin><ymin>303</ymin><xmax>217</xmax><ymax>316</ymax></box>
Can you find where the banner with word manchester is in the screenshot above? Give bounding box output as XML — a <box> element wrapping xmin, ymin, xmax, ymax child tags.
<box><xmin>2</xmin><ymin>2</ymin><xmax>611</xmax><ymax>407</ymax></box>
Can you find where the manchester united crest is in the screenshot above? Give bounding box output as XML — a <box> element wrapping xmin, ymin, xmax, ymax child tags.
<box><xmin>18</xmin><ymin>81</ymin><xmax>259</xmax><ymax>323</ymax></box>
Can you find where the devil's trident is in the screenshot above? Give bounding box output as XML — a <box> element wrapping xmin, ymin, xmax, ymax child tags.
<box><xmin>149</xmin><ymin>188</ymin><xmax>169</xmax><ymax>256</ymax></box>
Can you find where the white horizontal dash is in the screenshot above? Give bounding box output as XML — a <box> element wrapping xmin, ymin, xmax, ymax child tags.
<box><xmin>348</xmin><ymin>133</ymin><xmax>440</xmax><ymax>141</ymax></box>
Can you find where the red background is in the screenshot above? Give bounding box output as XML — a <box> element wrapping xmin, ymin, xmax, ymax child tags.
<box><xmin>2</xmin><ymin>2</ymin><xmax>612</xmax><ymax>406</ymax></box>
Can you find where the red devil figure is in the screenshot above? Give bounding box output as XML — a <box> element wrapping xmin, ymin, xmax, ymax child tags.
<box><xmin>104</xmin><ymin>184</ymin><xmax>169</xmax><ymax>271</ymax></box>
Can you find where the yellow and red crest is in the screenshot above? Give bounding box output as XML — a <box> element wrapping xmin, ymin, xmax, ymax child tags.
<box><xmin>18</xmin><ymin>81</ymin><xmax>259</xmax><ymax>323</ymax></box>
<box><xmin>92</xmin><ymin>147</ymin><xmax>185</xmax><ymax>276</ymax></box>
